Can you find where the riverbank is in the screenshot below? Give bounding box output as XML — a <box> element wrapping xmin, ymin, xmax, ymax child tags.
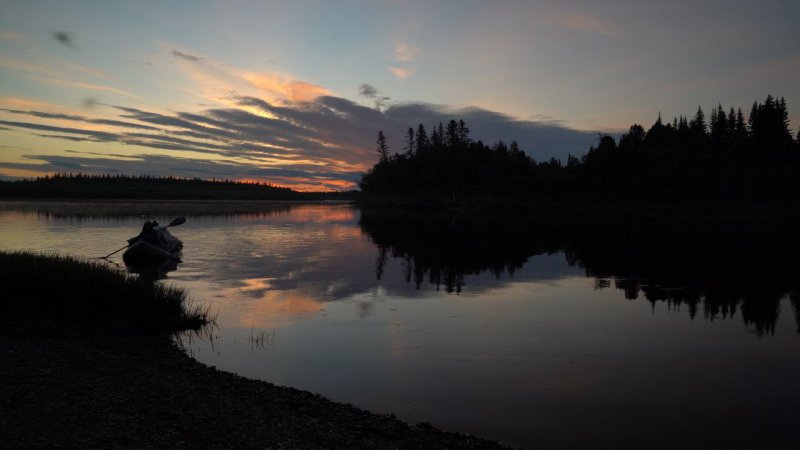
<box><xmin>0</xmin><ymin>315</ymin><xmax>505</xmax><ymax>449</ymax></box>
<box><xmin>0</xmin><ymin>252</ymin><xmax>505</xmax><ymax>449</ymax></box>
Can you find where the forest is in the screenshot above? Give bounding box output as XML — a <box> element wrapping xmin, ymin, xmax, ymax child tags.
<box><xmin>359</xmin><ymin>95</ymin><xmax>800</xmax><ymax>206</ymax></box>
<box><xmin>0</xmin><ymin>173</ymin><xmax>355</xmax><ymax>200</ymax></box>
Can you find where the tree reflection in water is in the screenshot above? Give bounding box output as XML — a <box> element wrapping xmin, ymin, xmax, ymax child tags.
<box><xmin>359</xmin><ymin>209</ymin><xmax>800</xmax><ymax>336</ymax></box>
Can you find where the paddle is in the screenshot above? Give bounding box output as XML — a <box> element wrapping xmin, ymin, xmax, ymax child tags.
<box><xmin>98</xmin><ymin>216</ymin><xmax>186</xmax><ymax>259</ymax></box>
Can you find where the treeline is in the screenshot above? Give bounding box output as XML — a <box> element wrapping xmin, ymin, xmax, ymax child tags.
<box><xmin>359</xmin><ymin>95</ymin><xmax>800</xmax><ymax>205</ymax></box>
<box><xmin>0</xmin><ymin>173</ymin><xmax>355</xmax><ymax>200</ymax></box>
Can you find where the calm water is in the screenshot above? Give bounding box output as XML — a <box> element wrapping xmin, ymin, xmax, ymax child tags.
<box><xmin>2</xmin><ymin>200</ymin><xmax>800</xmax><ymax>449</ymax></box>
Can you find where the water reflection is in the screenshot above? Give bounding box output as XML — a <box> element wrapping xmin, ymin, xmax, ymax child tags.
<box><xmin>359</xmin><ymin>209</ymin><xmax>800</xmax><ymax>335</ymax></box>
<box><xmin>0</xmin><ymin>199</ymin><xmax>296</xmax><ymax>219</ymax></box>
<box><xmin>4</xmin><ymin>201</ymin><xmax>800</xmax><ymax>448</ymax></box>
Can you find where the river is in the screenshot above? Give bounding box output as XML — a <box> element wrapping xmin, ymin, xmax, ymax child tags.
<box><xmin>2</xmin><ymin>200</ymin><xmax>799</xmax><ymax>449</ymax></box>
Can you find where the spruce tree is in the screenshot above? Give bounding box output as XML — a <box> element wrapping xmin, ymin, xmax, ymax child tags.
<box><xmin>376</xmin><ymin>130</ymin><xmax>389</xmax><ymax>162</ymax></box>
<box><xmin>403</xmin><ymin>127</ymin><xmax>415</xmax><ymax>156</ymax></box>
<box><xmin>689</xmin><ymin>106</ymin><xmax>707</xmax><ymax>137</ymax></box>
<box><xmin>415</xmin><ymin>124</ymin><xmax>429</xmax><ymax>153</ymax></box>
<box><xmin>445</xmin><ymin>120</ymin><xmax>459</xmax><ymax>146</ymax></box>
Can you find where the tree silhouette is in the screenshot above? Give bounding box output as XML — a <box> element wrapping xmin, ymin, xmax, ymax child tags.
<box><xmin>359</xmin><ymin>95</ymin><xmax>800</xmax><ymax>207</ymax></box>
<box><xmin>376</xmin><ymin>130</ymin><xmax>389</xmax><ymax>162</ymax></box>
<box><xmin>404</xmin><ymin>127</ymin><xmax>415</xmax><ymax>156</ymax></box>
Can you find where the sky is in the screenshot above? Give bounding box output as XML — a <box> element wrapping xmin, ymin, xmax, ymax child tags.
<box><xmin>0</xmin><ymin>0</ymin><xmax>798</xmax><ymax>190</ymax></box>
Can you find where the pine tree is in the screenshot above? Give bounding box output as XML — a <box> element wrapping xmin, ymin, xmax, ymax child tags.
<box><xmin>445</xmin><ymin>120</ymin><xmax>459</xmax><ymax>146</ymax></box>
<box><xmin>727</xmin><ymin>108</ymin><xmax>737</xmax><ymax>140</ymax></box>
<box><xmin>689</xmin><ymin>106</ymin><xmax>707</xmax><ymax>137</ymax></box>
<box><xmin>403</xmin><ymin>127</ymin><xmax>415</xmax><ymax>156</ymax></box>
<box><xmin>457</xmin><ymin>119</ymin><xmax>470</xmax><ymax>144</ymax></box>
<box><xmin>733</xmin><ymin>108</ymin><xmax>748</xmax><ymax>148</ymax></box>
<box><xmin>376</xmin><ymin>130</ymin><xmax>389</xmax><ymax>162</ymax></box>
<box><xmin>645</xmin><ymin>114</ymin><xmax>669</xmax><ymax>149</ymax></box>
<box><xmin>415</xmin><ymin>124</ymin><xmax>429</xmax><ymax>154</ymax></box>
<box><xmin>431</xmin><ymin>122</ymin><xmax>444</xmax><ymax>150</ymax></box>
<box><xmin>710</xmin><ymin>104</ymin><xmax>729</xmax><ymax>146</ymax></box>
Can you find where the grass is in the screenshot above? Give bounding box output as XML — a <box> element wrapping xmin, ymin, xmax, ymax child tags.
<box><xmin>0</xmin><ymin>251</ymin><xmax>211</xmax><ymax>333</ymax></box>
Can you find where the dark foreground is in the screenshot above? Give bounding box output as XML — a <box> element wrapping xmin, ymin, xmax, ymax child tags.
<box><xmin>0</xmin><ymin>315</ymin><xmax>505</xmax><ymax>449</ymax></box>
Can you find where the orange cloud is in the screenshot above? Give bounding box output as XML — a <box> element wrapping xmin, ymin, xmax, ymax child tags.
<box><xmin>287</xmin><ymin>81</ymin><xmax>330</xmax><ymax>102</ymax></box>
<box><xmin>258</xmin><ymin>176</ymin><xmax>357</xmax><ymax>192</ymax></box>
<box><xmin>0</xmin><ymin>167</ymin><xmax>51</xmax><ymax>178</ymax></box>
<box><xmin>241</xmin><ymin>72</ymin><xmax>330</xmax><ymax>102</ymax></box>
<box><xmin>387</xmin><ymin>66</ymin><xmax>411</xmax><ymax>80</ymax></box>
<box><xmin>0</xmin><ymin>97</ymin><xmax>62</xmax><ymax>110</ymax></box>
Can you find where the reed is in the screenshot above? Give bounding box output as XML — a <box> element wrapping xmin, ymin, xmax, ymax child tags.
<box><xmin>0</xmin><ymin>250</ymin><xmax>211</xmax><ymax>333</ymax></box>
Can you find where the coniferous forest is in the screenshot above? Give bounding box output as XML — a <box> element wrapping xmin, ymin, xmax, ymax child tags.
<box><xmin>0</xmin><ymin>174</ymin><xmax>356</xmax><ymax>200</ymax></box>
<box><xmin>359</xmin><ymin>95</ymin><xmax>800</xmax><ymax>207</ymax></box>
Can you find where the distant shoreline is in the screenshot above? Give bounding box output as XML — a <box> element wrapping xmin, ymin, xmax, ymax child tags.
<box><xmin>0</xmin><ymin>174</ymin><xmax>359</xmax><ymax>201</ymax></box>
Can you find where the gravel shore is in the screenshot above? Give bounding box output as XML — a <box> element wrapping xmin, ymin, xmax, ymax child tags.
<box><xmin>1</xmin><ymin>315</ymin><xmax>507</xmax><ymax>449</ymax></box>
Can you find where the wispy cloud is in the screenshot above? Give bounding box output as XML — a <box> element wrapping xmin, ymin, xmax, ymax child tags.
<box><xmin>0</xmin><ymin>56</ymin><xmax>57</xmax><ymax>77</ymax></box>
<box><xmin>0</xmin><ymin>28</ymin><xmax>30</xmax><ymax>42</ymax></box>
<box><xmin>357</xmin><ymin>84</ymin><xmax>390</xmax><ymax>111</ymax></box>
<box><xmin>0</xmin><ymin>119</ymin><xmax>120</xmax><ymax>141</ymax></box>
<box><xmin>358</xmin><ymin>84</ymin><xmax>379</xmax><ymax>98</ymax></box>
<box><xmin>0</xmin><ymin>97</ymin><xmax>62</xmax><ymax>110</ymax></box>
<box><xmin>170</xmin><ymin>49</ymin><xmax>204</xmax><ymax>63</ymax></box>
<box><xmin>0</xmin><ymin>108</ymin><xmax>159</xmax><ymax>130</ymax></box>
<box><xmin>51</xmin><ymin>31</ymin><xmax>76</xmax><ymax>48</ymax></box>
<box><xmin>387</xmin><ymin>67</ymin><xmax>410</xmax><ymax>80</ymax></box>
<box><xmin>545</xmin><ymin>11</ymin><xmax>619</xmax><ymax>37</ymax></box>
<box><xmin>60</xmin><ymin>61</ymin><xmax>114</xmax><ymax>80</ymax></box>
<box><xmin>34</xmin><ymin>77</ymin><xmax>141</xmax><ymax>98</ymax></box>
<box><xmin>393</xmin><ymin>43</ymin><xmax>419</xmax><ymax>62</ymax></box>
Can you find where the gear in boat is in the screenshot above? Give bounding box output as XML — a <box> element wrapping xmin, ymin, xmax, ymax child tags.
<box><xmin>123</xmin><ymin>220</ymin><xmax>184</xmax><ymax>272</ymax></box>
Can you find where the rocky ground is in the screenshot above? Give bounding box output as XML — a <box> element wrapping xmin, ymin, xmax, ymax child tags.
<box><xmin>0</xmin><ymin>315</ymin><xmax>508</xmax><ymax>449</ymax></box>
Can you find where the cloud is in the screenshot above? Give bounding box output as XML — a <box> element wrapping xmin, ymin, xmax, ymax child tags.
<box><xmin>358</xmin><ymin>84</ymin><xmax>378</xmax><ymax>98</ymax></box>
<box><xmin>387</xmin><ymin>67</ymin><xmax>410</xmax><ymax>80</ymax></box>
<box><xmin>35</xmin><ymin>77</ymin><xmax>140</xmax><ymax>98</ymax></box>
<box><xmin>51</xmin><ymin>31</ymin><xmax>75</xmax><ymax>48</ymax></box>
<box><xmin>383</xmin><ymin>103</ymin><xmax>599</xmax><ymax>160</ymax></box>
<box><xmin>0</xmin><ymin>56</ymin><xmax>57</xmax><ymax>77</ymax></box>
<box><xmin>393</xmin><ymin>43</ymin><xmax>420</xmax><ymax>62</ymax></box>
<box><xmin>170</xmin><ymin>49</ymin><xmax>204</xmax><ymax>63</ymax></box>
<box><xmin>545</xmin><ymin>11</ymin><xmax>619</xmax><ymax>37</ymax></box>
<box><xmin>0</xmin><ymin>108</ymin><xmax>160</xmax><ymax>130</ymax></box>
<box><xmin>0</xmin><ymin>29</ymin><xmax>30</xmax><ymax>42</ymax></box>
<box><xmin>286</xmin><ymin>81</ymin><xmax>330</xmax><ymax>103</ymax></box>
<box><xmin>1</xmin><ymin>91</ymin><xmax>602</xmax><ymax>189</ymax></box>
<box><xmin>0</xmin><ymin>119</ymin><xmax>120</xmax><ymax>141</ymax></box>
<box><xmin>357</xmin><ymin>84</ymin><xmax>391</xmax><ymax>111</ymax></box>
<box><xmin>0</xmin><ymin>153</ymin><xmax>360</xmax><ymax>191</ymax></box>
<box><xmin>241</xmin><ymin>72</ymin><xmax>330</xmax><ymax>102</ymax></box>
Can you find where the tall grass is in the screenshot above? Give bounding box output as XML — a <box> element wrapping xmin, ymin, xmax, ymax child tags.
<box><xmin>0</xmin><ymin>251</ymin><xmax>211</xmax><ymax>332</ymax></box>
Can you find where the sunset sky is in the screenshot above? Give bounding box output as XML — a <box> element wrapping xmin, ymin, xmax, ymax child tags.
<box><xmin>1</xmin><ymin>0</ymin><xmax>798</xmax><ymax>190</ymax></box>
